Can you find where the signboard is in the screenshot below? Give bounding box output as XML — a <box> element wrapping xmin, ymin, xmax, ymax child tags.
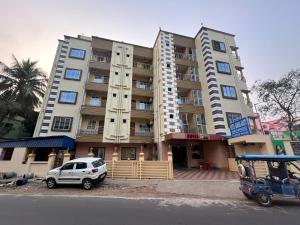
<box><xmin>270</xmin><ymin>131</ymin><xmax>300</xmax><ymax>155</ymax></box>
<box><xmin>229</xmin><ymin>117</ymin><xmax>251</xmax><ymax>138</ymax></box>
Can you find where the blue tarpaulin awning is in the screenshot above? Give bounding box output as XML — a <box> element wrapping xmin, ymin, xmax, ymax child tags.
<box><xmin>0</xmin><ymin>136</ymin><xmax>75</xmax><ymax>150</ymax></box>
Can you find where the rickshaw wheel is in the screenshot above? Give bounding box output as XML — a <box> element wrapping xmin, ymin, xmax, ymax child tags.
<box><xmin>255</xmin><ymin>191</ymin><xmax>272</xmax><ymax>207</ymax></box>
<box><xmin>242</xmin><ymin>191</ymin><xmax>252</xmax><ymax>199</ymax></box>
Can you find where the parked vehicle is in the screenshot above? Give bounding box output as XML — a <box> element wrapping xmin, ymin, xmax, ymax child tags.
<box><xmin>236</xmin><ymin>154</ymin><xmax>300</xmax><ymax>207</ymax></box>
<box><xmin>46</xmin><ymin>157</ymin><xmax>107</xmax><ymax>190</ymax></box>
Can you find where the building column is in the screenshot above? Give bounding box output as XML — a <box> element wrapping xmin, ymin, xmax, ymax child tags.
<box><xmin>26</xmin><ymin>151</ymin><xmax>36</xmax><ymax>173</ymax></box>
<box><xmin>112</xmin><ymin>145</ymin><xmax>119</xmax><ymax>161</ymax></box>
<box><xmin>47</xmin><ymin>152</ymin><xmax>56</xmax><ymax>171</ymax></box>
<box><xmin>186</xmin><ymin>143</ymin><xmax>192</xmax><ymax>169</ymax></box>
<box><xmin>63</xmin><ymin>150</ymin><xmax>71</xmax><ymax>164</ymax></box>
<box><xmin>139</xmin><ymin>144</ymin><xmax>144</xmax><ymax>161</ymax></box>
<box><xmin>167</xmin><ymin>148</ymin><xmax>173</xmax><ymax>179</ymax></box>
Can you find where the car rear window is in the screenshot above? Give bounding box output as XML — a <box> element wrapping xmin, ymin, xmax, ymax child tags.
<box><xmin>92</xmin><ymin>159</ymin><xmax>105</xmax><ymax>168</ymax></box>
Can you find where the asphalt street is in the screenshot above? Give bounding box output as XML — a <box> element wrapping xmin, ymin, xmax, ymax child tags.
<box><xmin>0</xmin><ymin>194</ymin><xmax>299</xmax><ymax>225</ymax></box>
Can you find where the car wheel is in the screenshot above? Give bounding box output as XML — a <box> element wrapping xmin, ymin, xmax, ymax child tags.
<box><xmin>242</xmin><ymin>191</ymin><xmax>252</xmax><ymax>199</ymax></box>
<box><xmin>256</xmin><ymin>191</ymin><xmax>272</xmax><ymax>207</ymax></box>
<box><xmin>82</xmin><ymin>178</ymin><xmax>93</xmax><ymax>190</ymax></box>
<box><xmin>46</xmin><ymin>178</ymin><xmax>56</xmax><ymax>189</ymax></box>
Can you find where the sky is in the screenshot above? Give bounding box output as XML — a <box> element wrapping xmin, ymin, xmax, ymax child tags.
<box><xmin>1</xmin><ymin>0</ymin><xmax>300</xmax><ymax>87</ymax></box>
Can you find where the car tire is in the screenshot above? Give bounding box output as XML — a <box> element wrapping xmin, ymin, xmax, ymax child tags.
<box><xmin>82</xmin><ymin>178</ymin><xmax>93</xmax><ymax>190</ymax></box>
<box><xmin>255</xmin><ymin>191</ymin><xmax>272</xmax><ymax>207</ymax></box>
<box><xmin>46</xmin><ymin>178</ymin><xmax>56</xmax><ymax>189</ymax></box>
<box><xmin>242</xmin><ymin>191</ymin><xmax>252</xmax><ymax>199</ymax></box>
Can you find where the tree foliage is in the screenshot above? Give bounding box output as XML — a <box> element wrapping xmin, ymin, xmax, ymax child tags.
<box><xmin>0</xmin><ymin>55</ymin><xmax>48</xmax><ymax>137</ymax></box>
<box><xmin>252</xmin><ymin>70</ymin><xmax>300</xmax><ymax>136</ymax></box>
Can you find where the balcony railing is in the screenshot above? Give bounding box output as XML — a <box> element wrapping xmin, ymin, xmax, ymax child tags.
<box><xmin>178</xmin><ymin>97</ymin><xmax>203</xmax><ymax>106</ymax></box>
<box><xmin>87</xmin><ymin>99</ymin><xmax>106</xmax><ymax>107</ymax></box>
<box><xmin>133</xmin><ymin>81</ymin><xmax>152</xmax><ymax>90</ymax></box>
<box><xmin>179</xmin><ymin>125</ymin><xmax>207</xmax><ymax>134</ymax></box>
<box><xmin>91</xmin><ymin>55</ymin><xmax>111</xmax><ymax>63</ymax></box>
<box><xmin>90</xmin><ymin>75</ymin><xmax>109</xmax><ymax>84</ymax></box>
<box><xmin>132</xmin><ymin>103</ymin><xmax>153</xmax><ymax>111</ymax></box>
<box><xmin>176</xmin><ymin>73</ymin><xmax>199</xmax><ymax>82</ymax></box>
<box><xmin>77</xmin><ymin>126</ymin><xmax>104</xmax><ymax>135</ymax></box>
<box><xmin>133</xmin><ymin>62</ymin><xmax>152</xmax><ymax>70</ymax></box>
<box><xmin>130</xmin><ymin>128</ymin><xmax>153</xmax><ymax>136</ymax></box>
<box><xmin>175</xmin><ymin>52</ymin><xmax>196</xmax><ymax>61</ymax></box>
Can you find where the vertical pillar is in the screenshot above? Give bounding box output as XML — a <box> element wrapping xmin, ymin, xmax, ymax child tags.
<box><xmin>186</xmin><ymin>143</ymin><xmax>192</xmax><ymax>169</ymax></box>
<box><xmin>47</xmin><ymin>152</ymin><xmax>56</xmax><ymax>171</ymax></box>
<box><xmin>63</xmin><ymin>150</ymin><xmax>71</xmax><ymax>164</ymax></box>
<box><xmin>167</xmin><ymin>150</ymin><xmax>173</xmax><ymax>179</ymax></box>
<box><xmin>139</xmin><ymin>144</ymin><xmax>144</xmax><ymax>161</ymax></box>
<box><xmin>26</xmin><ymin>151</ymin><xmax>36</xmax><ymax>173</ymax></box>
<box><xmin>112</xmin><ymin>145</ymin><xmax>119</xmax><ymax>161</ymax></box>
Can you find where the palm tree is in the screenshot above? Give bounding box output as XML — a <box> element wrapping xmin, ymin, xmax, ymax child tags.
<box><xmin>0</xmin><ymin>55</ymin><xmax>48</xmax><ymax>116</ymax></box>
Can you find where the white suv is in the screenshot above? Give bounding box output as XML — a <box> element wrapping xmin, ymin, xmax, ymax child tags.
<box><xmin>46</xmin><ymin>157</ymin><xmax>107</xmax><ymax>190</ymax></box>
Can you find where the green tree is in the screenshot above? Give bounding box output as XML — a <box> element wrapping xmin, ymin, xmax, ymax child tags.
<box><xmin>252</xmin><ymin>70</ymin><xmax>300</xmax><ymax>139</ymax></box>
<box><xmin>0</xmin><ymin>56</ymin><xmax>48</xmax><ymax>136</ymax></box>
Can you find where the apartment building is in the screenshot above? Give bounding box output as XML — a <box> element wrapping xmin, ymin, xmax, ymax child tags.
<box><xmin>33</xmin><ymin>27</ymin><xmax>254</xmax><ymax>170</ymax></box>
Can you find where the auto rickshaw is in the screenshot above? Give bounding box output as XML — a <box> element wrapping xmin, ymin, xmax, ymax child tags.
<box><xmin>236</xmin><ymin>154</ymin><xmax>300</xmax><ymax>207</ymax></box>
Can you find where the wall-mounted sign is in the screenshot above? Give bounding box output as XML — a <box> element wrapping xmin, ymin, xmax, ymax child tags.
<box><xmin>229</xmin><ymin>117</ymin><xmax>251</xmax><ymax>138</ymax></box>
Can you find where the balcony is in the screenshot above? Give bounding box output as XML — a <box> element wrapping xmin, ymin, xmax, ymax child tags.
<box><xmin>89</xmin><ymin>54</ymin><xmax>111</xmax><ymax>71</ymax></box>
<box><xmin>81</xmin><ymin>105</ymin><xmax>106</xmax><ymax>116</ymax></box>
<box><xmin>132</xmin><ymin>81</ymin><xmax>153</xmax><ymax>97</ymax></box>
<box><xmin>175</xmin><ymin>52</ymin><xmax>198</xmax><ymax>67</ymax></box>
<box><xmin>180</xmin><ymin>125</ymin><xmax>207</xmax><ymax>134</ymax></box>
<box><xmin>85</xmin><ymin>81</ymin><xmax>108</xmax><ymax>92</ymax></box>
<box><xmin>178</xmin><ymin>98</ymin><xmax>204</xmax><ymax>113</ymax></box>
<box><xmin>76</xmin><ymin>127</ymin><xmax>104</xmax><ymax>142</ymax></box>
<box><xmin>131</xmin><ymin>103</ymin><xmax>153</xmax><ymax>119</ymax></box>
<box><xmin>133</xmin><ymin>61</ymin><xmax>153</xmax><ymax>77</ymax></box>
<box><xmin>130</xmin><ymin>128</ymin><xmax>153</xmax><ymax>136</ymax></box>
<box><xmin>176</xmin><ymin>73</ymin><xmax>201</xmax><ymax>89</ymax></box>
<box><xmin>129</xmin><ymin>128</ymin><xmax>154</xmax><ymax>143</ymax></box>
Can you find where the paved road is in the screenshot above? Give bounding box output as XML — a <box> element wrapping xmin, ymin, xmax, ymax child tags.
<box><xmin>0</xmin><ymin>194</ymin><xmax>299</xmax><ymax>225</ymax></box>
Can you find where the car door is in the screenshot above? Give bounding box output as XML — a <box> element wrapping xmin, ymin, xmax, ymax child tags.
<box><xmin>73</xmin><ymin>162</ymin><xmax>88</xmax><ymax>183</ymax></box>
<box><xmin>57</xmin><ymin>162</ymin><xmax>75</xmax><ymax>184</ymax></box>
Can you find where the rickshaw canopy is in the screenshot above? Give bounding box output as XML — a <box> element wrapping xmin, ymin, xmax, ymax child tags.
<box><xmin>236</xmin><ymin>154</ymin><xmax>300</xmax><ymax>162</ymax></box>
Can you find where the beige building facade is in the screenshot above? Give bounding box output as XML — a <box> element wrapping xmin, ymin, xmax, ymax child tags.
<box><xmin>26</xmin><ymin>27</ymin><xmax>261</xmax><ymax>172</ymax></box>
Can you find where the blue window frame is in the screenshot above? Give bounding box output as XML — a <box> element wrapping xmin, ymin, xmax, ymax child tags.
<box><xmin>216</xmin><ymin>61</ymin><xmax>231</xmax><ymax>74</ymax></box>
<box><xmin>221</xmin><ymin>85</ymin><xmax>237</xmax><ymax>99</ymax></box>
<box><xmin>226</xmin><ymin>112</ymin><xmax>242</xmax><ymax>126</ymax></box>
<box><xmin>69</xmin><ymin>48</ymin><xmax>85</xmax><ymax>59</ymax></box>
<box><xmin>64</xmin><ymin>68</ymin><xmax>81</xmax><ymax>80</ymax></box>
<box><xmin>59</xmin><ymin>91</ymin><xmax>78</xmax><ymax>104</ymax></box>
<box><xmin>212</xmin><ymin>40</ymin><xmax>226</xmax><ymax>53</ymax></box>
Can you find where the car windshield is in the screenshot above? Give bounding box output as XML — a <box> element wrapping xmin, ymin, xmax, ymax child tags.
<box><xmin>92</xmin><ymin>159</ymin><xmax>105</xmax><ymax>168</ymax></box>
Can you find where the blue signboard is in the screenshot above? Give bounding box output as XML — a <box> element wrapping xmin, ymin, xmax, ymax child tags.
<box><xmin>229</xmin><ymin>117</ymin><xmax>251</xmax><ymax>138</ymax></box>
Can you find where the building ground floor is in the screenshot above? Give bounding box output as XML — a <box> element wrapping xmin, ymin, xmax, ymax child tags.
<box><xmin>0</xmin><ymin>134</ymin><xmax>277</xmax><ymax>179</ymax></box>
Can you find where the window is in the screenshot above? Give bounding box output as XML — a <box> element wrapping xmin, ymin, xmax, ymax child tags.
<box><xmin>126</xmin><ymin>54</ymin><xmax>130</xmax><ymax>57</ymax></box>
<box><xmin>91</xmin><ymin>148</ymin><xmax>105</xmax><ymax>159</ymax></box>
<box><xmin>110</xmin><ymin>118</ymin><xmax>115</xmax><ymax>123</ymax></box>
<box><xmin>121</xmin><ymin>147</ymin><xmax>136</xmax><ymax>160</ymax></box>
<box><xmin>124</xmin><ymin>95</ymin><xmax>128</xmax><ymax>98</ymax></box>
<box><xmin>166</xmin><ymin>41</ymin><xmax>170</xmax><ymax>46</ymax></box>
<box><xmin>167</xmin><ymin>63</ymin><xmax>170</xmax><ymax>68</ymax></box>
<box><xmin>52</xmin><ymin>116</ymin><xmax>73</xmax><ymax>131</ymax></box>
<box><xmin>113</xmin><ymin>93</ymin><xmax>116</xmax><ymax>97</ymax></box>
<box><xmin>212</xmin><ymin>40</ymin><xmax>226</xmax><ymax>53</ymax></box>
<box><xmin>87</xmin><ymin>120</ymin><xmax>96</xmax><ymax>130</ymax></box>
<box><xmin>76</xmin><ymin>162</ymin><xmax>87</xmax><ymax>170</ymax></box>
<box><xmin>139</xmin><ymin>123</ymin><xmax>149</xmax><ymax>132</ymax></box>
<box><xmin>0</xmin><ymin>148</ymin><xmax>14</xmax><ymax>161</ymax></box>
<box><xmin>170</xmin><ymin>114</ymin><xmax>174</xmax><ymax>119</ymax></box>
<box><xmin>59</xmin><ymin>91</ymin><xmax>77</xmax><ymax>104</ymax></box>
<box><xmin>123</xmin><ymin>119</ymin><xmax>127</xmax><ymax>123</ymax></box>
<box><xmin>64</xmin><ymin>68</ymin><xmax>81</xmax><ymax>80</ymax></box>
<box><xmin>90</xmin><ymin>96</ymin><xmax>100</xmax><ymax>106</ymax></box>
<box><xmin>216</xmin><ymin>61</ymin><xmax>231</xmax><ymax>74</ymax></box>
<box><xmin>126</xmin><ymin>73</ymin><xmax>129</xmax><ymax>77</ymax></box>
<box><xmin>226</xmin><ymin>112</ymin><xmax>242</xmax><ymax>126</ymax></box>
<box><xmin>69</xmin><ymin>48</ymin><xmax>85</xmax><ymax>59</ymax></box>
<box><xmin>92</xmin><ymin>158</ymin><xmax>105</xmax><ymax>167</ymax></box>
<box><xmin>61</xmin><ymin>163</ymin><xmax>75</xmax><ymax>170</ymax></box>
<box><xmin>115</xmin><ymin>72</ymin><xmax>118</xmax><ymax>75</ymax></box>
<box><xmin>116</xmin><ymin>52</ymin><xmax>120</xmax><ymax>55</ymax></box>
<box><xmin>221</xmin><ymin>85</ymin><xmax>237</xmax><ymax>99</ymax></box>
<box><xmin>168</xmin><ymin>88</ymin><xmax>172</xmax><ymax>92</ymax></box>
